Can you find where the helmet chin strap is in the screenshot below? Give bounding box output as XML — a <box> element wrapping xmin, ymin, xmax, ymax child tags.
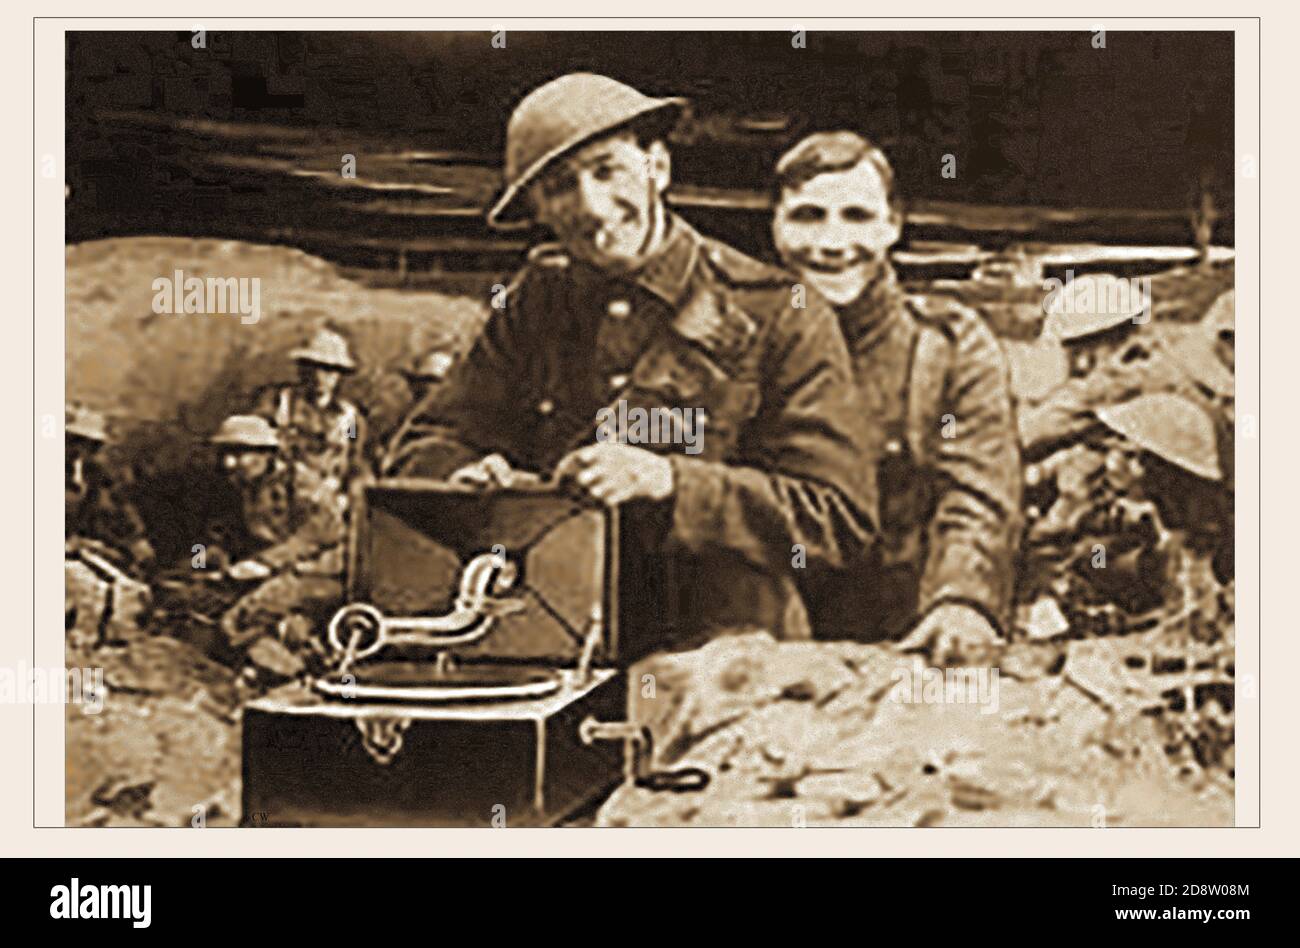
<box><xmin>634</xmin><ymin>177</ymin><xmax>665</xmax><ymax>261</ymax></box>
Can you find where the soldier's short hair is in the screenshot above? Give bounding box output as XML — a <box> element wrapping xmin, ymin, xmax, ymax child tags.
<box><xmin>773</xmin><ymin>131</ymin><xmax>899</xmax><ymax>211</ymax></box>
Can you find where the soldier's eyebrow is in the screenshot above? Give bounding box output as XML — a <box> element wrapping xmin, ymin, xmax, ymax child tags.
<box><xmin>573</xmin><ymin>148</ymin><xmax>618</xmax><ymax>169</ymax></box>
<box><xmin>538</xmin><ymin>148</ymin><xmax>620</xmax><ymax>196</ymax></box>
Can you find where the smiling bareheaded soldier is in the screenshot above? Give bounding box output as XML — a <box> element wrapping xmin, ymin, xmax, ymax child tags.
<box><xmin>771</xmin><ymin>131</ymin><xmax>1022</xmax><ymax>663</ymax></box>
<box><xmin>391</xmin><ymin>73</ymin><xmax>876</xmax><ymax>650</ymax></box>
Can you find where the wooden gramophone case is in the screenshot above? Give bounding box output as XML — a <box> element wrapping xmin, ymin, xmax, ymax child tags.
<box><xmin>241</xmin><ymin>480</ymin><xmax>629</xmax><ymax>827</ymax></box>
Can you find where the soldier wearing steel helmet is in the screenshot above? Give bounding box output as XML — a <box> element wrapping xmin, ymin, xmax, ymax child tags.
<box><xmin>64</xmin><ymin>405</ymin><xmax>155</xmax><ymax>650</ymax></box>
<box><xmin>65</xmin><ymin>405</ymin><xmax>154</xmax><ymax>572</ymax></box>
<box><xmin>1166</xmin><ymin>288</ymin><xmax>1235</xmax><ymax>488</ymax></box>
<box><xmin>378</xmin><ymin>348</ymin><xmax>457</xmax><ymax>476</ymax></box>
<box><xmin>768</xmin><ymin>130</ymin><xmax>1022</xmax><ymax>662</ymax></box>
<box><xmin>1016</xmin><ymin>274</ymin><xmax>1214</xmax><ymax>458</ymax></box>
<box><xmin>253</xmin><ymin>327</ymin><xmax>368</xmax><ymax>511</ymax></box>
<box><xmin>1019</xmin><ymin>393</ymin><xmax>1231</xmax><ymax>635</ymax></box>
<box><xmin>1019</xmin><ymin>284</ymin><xmax>1236</xmax><ymax>510</ymax></box>
<box><xmin>392</xmin><ymin>73</ymin><xmax>876</xmax><ymax>648</ymax></box>
<box><xmin>199</xmin><ymin>415</ymin><xmax>346</xmax><ymax>663</ymax></box>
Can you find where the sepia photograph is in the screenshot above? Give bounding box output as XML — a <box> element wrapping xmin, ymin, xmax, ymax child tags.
<box><xmin>58</xmin><ymin>26</ymin><xmax>1240</xmax><ymax>830</ymax></box>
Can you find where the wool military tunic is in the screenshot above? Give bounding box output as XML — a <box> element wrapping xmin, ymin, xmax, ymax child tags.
<box><xmin>217</xmin><ymin>458</ymin><xmax>348</xmax><ymax>648</ymax></box>
<box><xmin>802</xmin><ymin>269</ymin><xmax>1022</xmax><ymax>641</ymax></box>
<box><xmin>394</xmin><ymin>215</ymin><xmax>877</xmax><ymax>649</ymax></box>
<box><xmin>254</xmin><ymin>384</ymin><xmax>366</xmax><ymax>511</ymax></box>
<box><xmin>66</xmin><ymin>457</ymin><xmax>151</xmax><ymax>564</ymax></box>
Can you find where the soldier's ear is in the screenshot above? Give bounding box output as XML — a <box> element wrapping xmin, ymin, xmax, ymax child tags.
<box><xmin>884</xmin><ymin>202</ymin><xmax>904</xmax><ymax>248</ymax></box>
<box><xmin>647</xmin><ymin>140</ymin><xmax>671</xmax><ymax>194</ymax></box>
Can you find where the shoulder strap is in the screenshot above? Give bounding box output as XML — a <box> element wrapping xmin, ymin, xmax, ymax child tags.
<box><xmin>670</xmin><ymin>284</ymin><xmax>759</xmax><ymax>367</ymax></box>
<box><xmin>275</xmin><ymin>388</ymin><xmax>292</xmax><ymax>428</ymax></box>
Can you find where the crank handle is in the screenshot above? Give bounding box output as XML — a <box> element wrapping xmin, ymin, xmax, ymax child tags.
<box><xmin>578</xmin><ymin>717</ymin><xmax>711</xmax><ymax>793</ymax></box>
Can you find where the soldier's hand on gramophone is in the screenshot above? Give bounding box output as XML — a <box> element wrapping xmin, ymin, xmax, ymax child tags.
<box><xmin>554</xmin><ymin>443</ymin><xmax>674</xmax><ymax>507</ymax></box>
<box><xmin>897</xmin><ymin>602</ymin><xmax>1001</xmax><ymax>665</ymax></box>
<box><xmin>448</xmin><ymin>453</ymin><xmax>517</xmax><ymax>489</ymax></box>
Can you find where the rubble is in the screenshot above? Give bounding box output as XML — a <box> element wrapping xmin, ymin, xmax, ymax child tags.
<box><xmin>65</xmin><ymin>630</ymin><xmax>245</xmax><ymax>827</ymax></box>
<box><xmin>599</xmin><ymin>632</ymin><xmax>1232</xmax><ymax>827</ymax></box>
<box><xmin>65</xmin><ymin>557</ymin><xmax>152</xmax><ymax>651</ymax></box>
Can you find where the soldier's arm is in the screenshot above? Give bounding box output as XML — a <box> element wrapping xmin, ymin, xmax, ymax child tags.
<box><xmin>1016</xmin><ymin>380</ymin><xmax>1094</xmax><ymax>458</ymax></box>
<box><xmin>918</xmin><ymin>313</ymin><xmax>1023</xmax><ymax>632</ymax></box>
<box><xmin>347</xmin><ymin>407</ymin><xmax>371</xmax><ymax>481</ymax></box>
<box><xmin>665</xmin><ymin>298</ymin><xmax>876</xmax><ymax>573</ymax></box>
<box><xmin>1018</xmin><ymin>344</ymin><xmax>1155</xmax><ymax>457</ymax></box>
<box><xmin>254</xmin><ymin>498</ymin><xmax>344</xmax><ymax>574</ymax></box>
<box><xmin>84</xmin><ymin>468</ymin><xmax>154</xmax><ymax>566</ymax></box>
<box><xmin>394</xmin><ymin>275</ymin><xmax>537</xmax><ymax>477</ymax></box>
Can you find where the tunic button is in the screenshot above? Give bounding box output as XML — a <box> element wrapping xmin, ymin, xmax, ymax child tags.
<box><xmin>884</xmin><ymin>437</ymin><xmax>904</xmax><ymax>455</ymax></box>
<box><xmin>607</xmin><ymin>299</ymin><xmax>632</xmax><ymax>319</ymax></box>
<box><xmin>537</xmin><ymin>398</ymin><xmax>555</xmax><ymax>415</ymax></box>
<box><xmin>609</xmin><ymin>374</ymin><xmax>629</xmax><ymax>390</ymax></box>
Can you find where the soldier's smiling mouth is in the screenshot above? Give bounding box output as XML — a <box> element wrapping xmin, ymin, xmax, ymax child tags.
<box><xmin>790</xmin><ymin>253</ymin><xmax>871</xmax><ymax>274</ymax></box>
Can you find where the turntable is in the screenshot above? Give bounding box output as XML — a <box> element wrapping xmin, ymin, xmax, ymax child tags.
<box><xmin>241</xmin><ymin>480</ymin><xmax>638</xmax><ymax>827</ymax></box>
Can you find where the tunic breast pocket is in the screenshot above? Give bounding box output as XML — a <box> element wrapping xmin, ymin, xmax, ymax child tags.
<box><xmin>629</xmin><ymin>345</ymin><xmax>763</xmax><ymax>458</ymax></box>
<box><xmin>629</xmin><ymin>346</ymin><xmax>710</xmax><ymax>403</ymax></box>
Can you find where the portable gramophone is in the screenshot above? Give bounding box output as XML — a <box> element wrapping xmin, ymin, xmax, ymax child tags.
<box><xmin>241</xmin><ymin>478</ymin><xmax>705</xmax><ymax>827</ymax></box>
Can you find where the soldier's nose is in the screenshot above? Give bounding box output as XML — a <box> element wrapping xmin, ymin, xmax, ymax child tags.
<box><xmin>576</xmin><ymin>175</ymin><xmax>619</xmax><ymax>222</ymax></box>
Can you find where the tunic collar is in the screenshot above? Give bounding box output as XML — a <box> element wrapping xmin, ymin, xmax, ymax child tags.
<box><xmin>628</xmin><ymin>213</ymin><xmax>701</xmax><ymax>307</ymax></box>
<box><xmin>833</xmin><ymin>265</ymin><xmax>906</xmax><ymax>350</ymax></box>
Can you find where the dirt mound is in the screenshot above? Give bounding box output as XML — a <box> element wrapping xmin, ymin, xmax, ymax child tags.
<box><xmin>66</xmin><ymin>237</ymin><xmax>493</xmax><ymax>562</ymax></box>
<box><xmin>65</xmin><ymin>636</ymin><xmax>245</xmax><ymax>827</ymax></box>
<box><xmin>599</xmin><ymin>632</ymin><xmax>1231</xmax><ymax>827</ymax></box>
<box><xmin>67</xmin><ymin>237</ymin><xmax>489</xmax><ymax>430</ymax></box>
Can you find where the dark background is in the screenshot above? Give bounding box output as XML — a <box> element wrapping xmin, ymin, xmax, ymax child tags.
<box><xmin>66</xmin><ymin>30</ymin><xmax>1234</xmax><ymax>267</ymax></box>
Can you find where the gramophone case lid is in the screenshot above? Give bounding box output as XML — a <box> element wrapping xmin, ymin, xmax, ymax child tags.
<box><xmin>349</xmin><ymin>480</ymin><xmax>617</xmax><ymax>666</ymax></box>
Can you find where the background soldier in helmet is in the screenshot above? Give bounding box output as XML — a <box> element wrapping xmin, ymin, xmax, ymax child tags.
<box><xmin>65</xmin><ymin>405</ymin><xmax>154</xmax><ymax>648</ymax></box>
<box><xmin>378</xmin><ymin>348</ymin><xmax>457</xmax><ymax>475</ymax></box>
<box><xmin>1014</xmin><ymin>274</ymin><xmax>1225</xmax><ymax>458</ymax></box>
<box><xmin>65</xmin><ymin>405</ymin><xmax>154</xmax><ymax>572</ymax></box>
<box><xmin>197</xmin><ymin>415</ymin><xmax>347</xmax><ymax>671</ymax></box>
<box><xmin>769</xmin><ymin>131</ymin><xmax>1021</xmax><ymax>662</ymax></box>
<box><xmin>254</xmin><ymin>327</ymin><xmax>368</xmax><ymax>509</ymax></box>
<box><xmin>391</xmin><ymin>73</ymin><xmax>876</xmax><ymax>648</ymax></box>
<box><xmin>1020</xmin><ymin>393</ymin><xmax>1231</xmax><ymax>639</ymax></box>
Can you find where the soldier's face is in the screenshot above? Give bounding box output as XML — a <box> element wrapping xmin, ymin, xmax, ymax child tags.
<box><xmin>303</xmin><ymin>364</ymin><xmax>341</xmax><ymax>402</ymax></box>
<box><xmin>223</xmin><ymin>450</ymin><xmax>272</xmax><ymax>482</ymax></box>
<box><xmin>1069</xmin><ymin>347</ymin><xmax>1099</xmax><ymax>377</ymax></box>
<box><xmin>1068</xmin><ymin>335</ymin><xmax>1129</xmax><ymax>377</ymax></box>
<box><xmin>530</xmin><ymin>133</ymin><xmax>670</xmax><ymax>270</ymax></box>
<box><xmin>773</xmin><ymin>161</ymin><xmax>902</xmax><ymax>305</ymax></box>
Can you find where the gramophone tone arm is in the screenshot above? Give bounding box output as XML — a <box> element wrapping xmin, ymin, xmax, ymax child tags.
<box><xmin>327</xmin><ymin>551</ymin><xmax>524</xmax><ymax>660</ymax></box>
